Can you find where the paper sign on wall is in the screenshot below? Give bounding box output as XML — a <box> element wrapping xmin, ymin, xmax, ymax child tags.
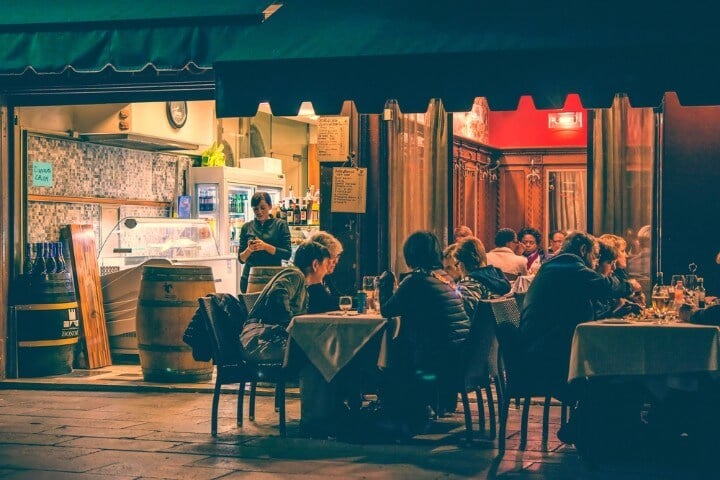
<box><xmin>331</xmin><ymin>167</ymin><xmax>367</xmax><ymax>213</ymax></box>
<box><xmin>318</xmin><ymin>116</ymin><xmax>349</xmax><ymax>162</ymax></box>
<box><xmin>32</xmin><ymin>161</ymin><xmax>53</xmax><ymax>187</ymax></box>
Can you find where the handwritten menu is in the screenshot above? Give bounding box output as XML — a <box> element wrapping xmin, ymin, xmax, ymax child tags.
<box><xmin>331</xmin><ymin>167</ymin><xmax>367</xmax><ymax>213</ymax></box>
<box><xmin>318</xmin><ymin>116</ymin><xmax>349</xmax><ymax>161</ymax></box>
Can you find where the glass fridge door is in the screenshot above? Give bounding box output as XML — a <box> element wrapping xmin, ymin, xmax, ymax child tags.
<box><xmin>227</xmin><ymin>185</ymin><xmax>253</xmax><ymax>254</ymax></box>
<box><xmin>194</xmin><ymin>183</ymin><xmax>219</xmax><ymax>242</ymax></box>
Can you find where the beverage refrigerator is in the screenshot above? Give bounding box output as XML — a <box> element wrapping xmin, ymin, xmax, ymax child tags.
<box><xmin>189</xmin><ymin>166</ymin><xmax>286</xmax><ymax>258</ymax></box>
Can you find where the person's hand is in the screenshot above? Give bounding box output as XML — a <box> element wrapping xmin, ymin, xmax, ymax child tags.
<box><xmin>627</xmin><ymin>278</ymin><xmax>642</xmax><ymax>292</ymax></box>
<box><xmin>630</xmin><ymin>290</ymin><xmax>646</xmax><ymax>305</ymax></box>
<box><xmin>248</xmin><ymin>238</ymin><xmax>268</xmax><ymax>253</ymax></box>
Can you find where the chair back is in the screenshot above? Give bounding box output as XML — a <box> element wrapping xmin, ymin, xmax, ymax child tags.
<box><xmin>240</xmin><ymin>292</ymin><xmax>262</xmax><ymax>312</ymax></box>
<box><xmin>464</xmin><ymin>302</ymin><xmax>500</xmax><ymax>384</ymax></box>
<box><xmin>198</xmin><ymin>295</ymin><xmax>248</xmax><ymax>368</ymax></box>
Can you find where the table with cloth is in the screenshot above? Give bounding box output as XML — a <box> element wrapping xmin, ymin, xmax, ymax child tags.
<box><xmin>284</xmin><ymin>312</ymin><xmax>397</xmax><ymax>435</ymax></box>
<box><xmin>566</xmin><ymin>319</ymin><xmax>720</xmax><ymax>456</ymax></box>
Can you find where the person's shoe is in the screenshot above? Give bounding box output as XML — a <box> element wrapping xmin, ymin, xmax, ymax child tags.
<box><xmin>557</xmin><ymin>419</ymin><xmax>578</xmax><ymax>444</ymax></box>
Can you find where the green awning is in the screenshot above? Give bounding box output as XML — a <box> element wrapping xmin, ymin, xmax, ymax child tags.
<box><xmin>214</xmin><ymin>0</ymin><xmax>720</xmax><ymax>115</ymax></box>
<box><xmin>0</xmin><ymin>0</ymin><xmax>272</xmax><ymax>74</ymax></box>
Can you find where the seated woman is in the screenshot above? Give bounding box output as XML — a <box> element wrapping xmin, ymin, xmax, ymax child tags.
<box><xmin>518</xmin><ymin>227</ymin><xmax>547</xmax><ymax>274</ymax></box>
<box><xmin>240</xmin><ymin>241</ymin><xmax>331</xmax><ymax>363</ymax></box>
<box><xmin>442</xmin><ymin>243</ymin><xmax>461</xmax><ymax>284</ymax></box>
<box><xmin>593</xmin><ymin>239</ymin><xmax>642</xmax><ymax>319</ymax></box>
<box><xmin>454</xmin><ymin>236</ymin><xmax>511</xmax><ymax>318</ymax></box>
<box><xmin>377</xmin><ymin>231</ymin><xmax>470</xmax><ymax>434</ymax></box>
<box><xmin>600</xmin><ymin>233</ymin><xmax>646</xmax><ymax>306</ymax></box>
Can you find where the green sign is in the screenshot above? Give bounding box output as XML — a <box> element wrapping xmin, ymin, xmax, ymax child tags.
<box><xmin>32</xmin><ymin>161</ymin><xmax>52</xmax><ymax>187</ymax></box>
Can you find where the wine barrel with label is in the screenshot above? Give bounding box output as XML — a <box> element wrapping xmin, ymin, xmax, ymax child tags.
<box><xmin>136</xmin><ymin>265</ymin><xmax>215</xmax><ymax>382</ymax></box>
<box><xmin>246</xmin><ymin>266</ymin><xmax>285</xmax><ymax>293</ymax></box>
<box><xmin>15</xmin><ymin>273</ymin><xmax>79</xmax><ymax>377</ymax></box>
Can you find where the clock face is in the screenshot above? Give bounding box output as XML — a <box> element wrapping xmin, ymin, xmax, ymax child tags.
<box><xmin>166</xmin><ymin>101</ymin><xmax>188</xmax><ymax>128</ymax></box>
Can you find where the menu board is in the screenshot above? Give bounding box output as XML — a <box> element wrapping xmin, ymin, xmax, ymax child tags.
<box><xmin>331</xmin><ymin>167</ymin><xmax>367</xmax><ymax>213</ymax></box>
<box><xmin>318</xmin><ymin>116</ymin><xmax>349</xmax><ymax>161</ymax></box>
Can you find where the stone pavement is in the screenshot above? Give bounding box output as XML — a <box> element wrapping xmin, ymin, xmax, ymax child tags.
<box><xmin>0</xmin><ymin>383</ymin><xmax>714</xmax><ymax>479</ymax></box>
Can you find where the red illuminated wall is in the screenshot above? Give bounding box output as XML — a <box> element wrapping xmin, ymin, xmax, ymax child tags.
<box><xmin>488</xmin><ymin>94</ymin><xmax>587</xmax><ymax>148</ymax></box>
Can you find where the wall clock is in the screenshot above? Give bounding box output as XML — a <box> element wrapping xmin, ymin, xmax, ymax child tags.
<box><xmin>166</xmin><ymin>101</ymin><xmax>188</xmax><ymax>128</ymax></box>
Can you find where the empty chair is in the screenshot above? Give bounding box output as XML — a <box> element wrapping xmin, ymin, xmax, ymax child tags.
<box><xmin>480</xmin><ymin>297</ymin><xmax>558</xmax><ymax>453</ymax></box>
<box><xmin>197</xmin><ymin>294</ymin><xmax>289</xmax><ymax>437</ymax></box>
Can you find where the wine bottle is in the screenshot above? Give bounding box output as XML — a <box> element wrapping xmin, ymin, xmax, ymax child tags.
<box><xmin>23</xmin><ymin>243</ymin><xmax>34</xmax><ymax>274</ymax></box>
<box><xmin>32</xmin><ymin>242</ymin><xmax>47</xmax><ymax>276</ymax></box>
<box><xmin>695</xmin><ymin>277</ymin><xmax>706</xmax><ymax>308</ymax></box>
<box><xmin>55</xmin><ymin>242</ymin><xmax>66</xmax><ymax>273</ymax></box>
<box><xmin>44</xmin><ymin>242</ymin><xmax>57</xmax><ymax>274</ymax></box>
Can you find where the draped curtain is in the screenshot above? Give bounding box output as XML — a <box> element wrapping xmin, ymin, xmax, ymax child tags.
<box><xmin>548</xmin><ymin>170</ymin><xmax>587</xmax><ymax>233</ymax></box>
<box><xmin>386</xmin><ymin>99</ymin><xmax>448</xmax><ymax>276</ymax></box>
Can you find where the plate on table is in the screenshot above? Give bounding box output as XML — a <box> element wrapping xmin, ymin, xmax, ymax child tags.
<box><xmin>632</xmin><ymin>316</ymin><xmax>656</xmax><ymax>323</ymax></box>
<box><xmin>328</xmin><ymin>311</ymin><xmax>359</xmax><ymax>316</ymax></box>
<box><xmin>599</xmin><ymin>318</ymin><xmax>633</xmax><ymax>324</ymax></box>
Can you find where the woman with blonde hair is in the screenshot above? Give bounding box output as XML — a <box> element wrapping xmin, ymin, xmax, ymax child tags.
<box><xmin>454</xmin><ymin>236</ymin><xmax>511</xmax><ymax>318</ymax></box>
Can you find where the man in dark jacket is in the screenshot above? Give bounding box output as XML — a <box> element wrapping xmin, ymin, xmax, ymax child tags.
<box><xmin>520</xmin><ymin>231</ymin><xmax>641</xmax><ymax>399</ymax></box>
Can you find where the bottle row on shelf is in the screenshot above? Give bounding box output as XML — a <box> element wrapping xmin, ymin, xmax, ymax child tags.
<box><xmin>24</xmin><ymin>241</ymin><xmax>67</xmax><ymax>276</ymax></box>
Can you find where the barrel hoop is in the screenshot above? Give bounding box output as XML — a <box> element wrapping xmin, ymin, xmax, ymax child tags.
<box><xmin>138</xmin><ymin>343</ymin><xmax>192</xmax><ymax>352</ymax></box>
<box><xmin>13</xmin><ymin>302</ymin><xmax>79</xmax><ymax>311</ymax></box>
<box><xmin>138</xmin><ymin>299</ymin><xmax>198</xmax><ymax>308</ymax></box>
<box><xmin>142</xmin><ymin>273</ymin><xmax>214</xmax><ymax>282</ymax></box>
<box><xmin>19</xmin><ymin>337</ymin><xmax>78</xmax><ymax>347</ymax></box>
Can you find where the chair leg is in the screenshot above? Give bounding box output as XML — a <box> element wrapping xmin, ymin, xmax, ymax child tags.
<box><xmin>542</xmin><ymin>395</ymin><xmax>551</xmax><ymax>451</ymax></box>
<box><xmin>211</xmin><ymin>378</ymin><xmax>222</xmax><ymax>436</ymax></box>
<box><xmin>514</xmin><ymin>397</ymin><xmax>520</xmax><ymax>409</ymax></box>
<box><xmin>277</xmin><ymin>381</ymin><xmax>286</xmax><ymax>437</ymax></box>
<box><xmin>461</xmin><ymin>390</ymin><xmax>472</xmax><ymax>442</ymax></box>
<box><xmin>498</xmin><ymin>386</ymin><xmax>509</xmax><ymax>454</ymax></box>
<box><xmin>475</xmin><ymin>388</ymin><xmax>486</xmax><ymax>434</ymax></box>
<box><xmin>520</xmin><ymin>397</ymin><xmax>531</xmax><ymax>450</ymax></box>
<box><xmin>238</xmin><ymin>381</ymin><xmax>246</xmax><ymax>427</ymax></box>
<box><xmin>249</xmin><ymin>381</ymin><xmax>257</xmax><ymax>421</ymax></box>
<box><xmin>485</xmin><ymin>384</ymin><xmax>497</xmax><ymax>440</ymax></box>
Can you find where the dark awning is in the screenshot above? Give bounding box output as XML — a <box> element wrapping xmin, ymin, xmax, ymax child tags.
<box><xmin>0</xmin><ymin>0</ymin><xmax>272</xmax><ymax>75</ymax></box>
<box><xmin>215</xmin><ymin>1</ymin><xmax>720</xmax><ymax>116</ymax></box>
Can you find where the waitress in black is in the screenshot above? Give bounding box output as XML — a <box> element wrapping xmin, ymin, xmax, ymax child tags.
<box><xmin>238</xmin><ymin>191</ymin><xmax>292</xmax><ymax>293</ymax></box>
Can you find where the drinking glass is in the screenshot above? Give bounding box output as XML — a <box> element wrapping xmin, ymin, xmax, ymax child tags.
<box><xmin>671</xmin><ymin>275</ymin><xmax>684</xmax><ymax>290</ymax></box>
<box><xmin>684</xmin><ymin>275</ymin><xmax>697</xmax><ymax>291</ymax></box>
<box><xmin>338</xmin><ymin>296</ymin><xmax>353</xmax><ymax>316</ymax></box>
<box><xmin>651</xmin><ymin>284</ymin><xmax>672</xmax><ymax>324</ymax></box>
<box><xmin>362</xmin><ymin>276</ymin><xmax>378</xmax><ymax>312</ymax></box>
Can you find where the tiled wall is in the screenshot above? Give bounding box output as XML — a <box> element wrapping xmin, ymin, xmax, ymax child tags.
<box><xmin>26</xmin><ymin>133</ymin><xmax>192</xmax><ymax>245</ymax></box>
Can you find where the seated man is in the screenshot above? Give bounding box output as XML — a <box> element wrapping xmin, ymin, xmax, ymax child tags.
<box><xmin>486</xmin><ymin>228</ymin><xmax>528</xmax><ymax>277</ymax></box>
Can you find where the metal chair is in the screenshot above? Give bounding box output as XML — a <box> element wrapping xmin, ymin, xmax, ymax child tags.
<box><xmin>481</xmin><ymin>297</ymin><xmax>557</xmax><ymax>453</ymax></box>
<box><xmin>197</xmin><ymin>294</ymin><xmax>288</xmax><ymax>437</ymax></box>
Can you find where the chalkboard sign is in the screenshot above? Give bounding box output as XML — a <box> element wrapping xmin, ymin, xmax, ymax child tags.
<box><xmin>318</xmin><ymin>116</ymin><xmax>349</xmax><ymax>162</ymax></box>
<box><xmin>331</xmin><ymin>167</ymin><xmax>367</xmax><ymax>213</ymax></box>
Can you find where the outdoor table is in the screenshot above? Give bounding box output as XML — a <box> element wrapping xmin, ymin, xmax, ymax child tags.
<box><xmin>284</xmin><ymin>311</ymin><xmax>397</xmax><ymax>435</ymax></box>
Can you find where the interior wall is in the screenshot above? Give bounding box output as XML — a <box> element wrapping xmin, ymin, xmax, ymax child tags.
<box><xmin>662</xmin><ymin>93</ymin><xmax>720</xmax><ymax>293</ymax></box>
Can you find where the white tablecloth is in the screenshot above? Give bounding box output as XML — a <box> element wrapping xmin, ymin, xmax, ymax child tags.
<box><xmin>284</xmin><ymin>312</ymin><xmax>391</xmax><ymax>382</ymax></box>
<box><xmin>568</xmin><ymin>320</ymin><xmax>720</xmax><ymax>382</ymax></box>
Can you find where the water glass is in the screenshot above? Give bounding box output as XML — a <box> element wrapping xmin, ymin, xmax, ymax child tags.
<box><xmin>338</xmin><ymin>296</ymin><xmax>353</xmax><ymax>316</ymax></box>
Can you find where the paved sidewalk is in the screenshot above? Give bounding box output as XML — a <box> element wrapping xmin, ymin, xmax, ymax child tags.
<box><xmin>0</xmin><ymin>387</ymin><xmax>712</xmax><ymax>479</ymax></box>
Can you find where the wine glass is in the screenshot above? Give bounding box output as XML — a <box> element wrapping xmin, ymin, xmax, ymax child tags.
<box><xmin>338</xmin><ymin>296</ymin><xmax>353</xmax><ymax>316</ymax></box>
<box><xmin>651</xmin><ymin>284</ymin><xmax>672</xmax><ymax>324</ymax></box>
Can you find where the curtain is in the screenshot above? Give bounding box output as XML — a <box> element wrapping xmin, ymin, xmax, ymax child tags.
<box><xmin>386</xmin><ymin>99</ymin><xmax>448</xmax><ymax>276</ymax></box>
<box><xmin>592</xmin><ymin>94</ymin><xmax>655</xmax><ymax>288</ymax></box>
<box><xmin>549</xmin><ymin>170</ymin><xmax>587</xmax><ymax>233</ymax></box>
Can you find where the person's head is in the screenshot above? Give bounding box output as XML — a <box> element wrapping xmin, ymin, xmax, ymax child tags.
<box><xmin>293</xmin><ymin>241</ymin><xmax>331</xmax><ymax>283</ymax></box>
<box><xmin>560</xmin><ymin>231</ymin><xmax>599</xmax><ymax>269</ymax></box>
<box><xmin>442</xmin><ymin>243</ymin><xmax>461</xmax><ymax>282</ymax></box>
<box><xmin>494</xmin><ymin>228</ymin><xmax>518</xmax><ymax>249</ymax></box>
<box><xmin>637</xmin><ymin>225</ymin><xmax>651</xmax><ymax>250</ymax></box>
<box><xmin>453</xmin><ymin>225</ymin><xmax>474</xmax><ymax>242</ymax></box>
<box><xmin>403</xmin><ymin>230</ymin><xmax>443</xmax><ymax>271</ymax></box>
<box><xmin>308</xmin><ymin>231</ymin><xmax>343</xmax><ymax>274</ymax></box>
<box><xmin>549</xmin><ymin>230</ymin><xmax>566</xmax><ymax>253</ymax></box>
<box><xmin>518</xmin><ymin>227</ymin><xmax>542</xmax><ymax>256</ymax></box>
<box><xmin>250</xmin><ymin>191</ymin><xmax>273</xmax><ymax>222</ymax></box>
<box><xmin>454</xmin><ymin>236</ymin><xmax>487</xmax><ymax>274</ymax></box>
<box><xmin>599</xmin><ymin>234</ymin><xmax>628</xmax><ymax>269</ymax></box>
<box><xmin>596</xmin><ymin>239</ymin><xmax>619</xmax><ymax>277</ymax></box>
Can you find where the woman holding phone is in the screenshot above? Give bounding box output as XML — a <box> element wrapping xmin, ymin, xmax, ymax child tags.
<box><xmin>238</xmin><ymin>191</ymin><xmax>292</xmax><ymax>292</ymax></box>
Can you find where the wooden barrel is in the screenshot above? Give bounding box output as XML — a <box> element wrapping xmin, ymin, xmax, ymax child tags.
<box><xmin>136</xmin><ymin>265</ymin><xmax>215</xmax><ymax>382</ymax></box>
<box><xmin>247</xmin><ymin>266</ymin><xmax>285</xmax><ymax>293</ymax></box>
<box><xmin>15</xmin><ymin>273</ymin><xmax>79</xmax><ymax>377</ymax></box>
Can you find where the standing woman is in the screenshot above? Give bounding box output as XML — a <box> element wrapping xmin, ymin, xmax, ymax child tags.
<box><xmin>238</xmin><ymin>192</ymin><xmax>292</xmax><ymax>293</ymax></box>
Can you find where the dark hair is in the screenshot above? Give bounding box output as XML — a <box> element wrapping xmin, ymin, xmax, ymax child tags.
<box><xmin>455</xmin><ymin>237</ymin><xmax>487</xmax><ymax>271</ymax></box>
<box><xmin>549</xmin><ymin>230</ymin><xmax>566</xmax><ymax>241</ymax></box>
<box><xmin>293</xmin><ymin>241</ymin><xmax>330</xmax><ymax>274</ymax></box>
<box><xmin>494</xmin><ymin>228</ymin><xmax>517</xmax><ymax>247</ymax></box>
<box><xmin>598</xmin><ymin>239</ymin><xmax>618</xmax><ymax>264</ymax></box>
<box><xmin>518</xmin><ymin>227</ymin><xmax>542</xmax><ymax>246</ymax></box>
<box><xmin>251</xmin><ymin>191</ymin><xmax>272</xmax><ymax>208</ymax></box>
<box><xmin>403</xmin><ymin>231</ymin><xmax>443</xmax><ymax>270</ymax></box>
<box><xmin>560</xmin><ymin>231</ymin><xmax>597</xmax><ymax>257</ymax></box>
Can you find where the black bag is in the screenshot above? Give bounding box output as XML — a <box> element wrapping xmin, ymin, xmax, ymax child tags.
<box><xmin>239</xmin><ymin>321</ymin><xmax>288</xmax><ymax>363</ymax></box>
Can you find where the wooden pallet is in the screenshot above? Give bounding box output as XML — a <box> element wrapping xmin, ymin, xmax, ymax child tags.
<box><xmin>60</xmin><ymin>224</ymin><xmax>112</xmax><ymax>369</ymax></box>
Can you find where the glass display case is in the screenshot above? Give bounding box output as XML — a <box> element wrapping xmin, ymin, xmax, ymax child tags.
<box><xmin>98</xmin><ymin>217</ymin><xmax>237</xmax><ymax>294</ymax></box>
